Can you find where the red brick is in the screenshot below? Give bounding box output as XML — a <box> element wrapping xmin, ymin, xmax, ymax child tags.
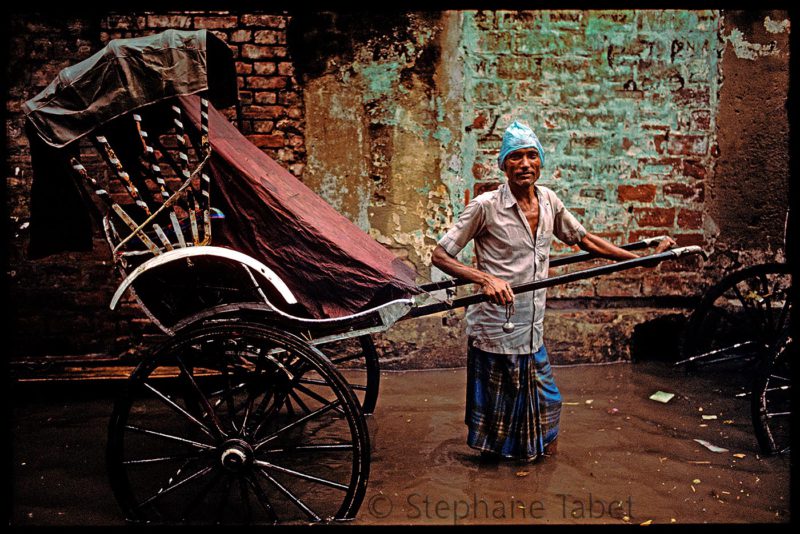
<box><xmin>236</xmin><ymin>62</ymin><xmax>253</xmax><ymax>74</ymax></box>
<box><xmin>253</xmin><ymin>120</ymin><xmax>275</xmax><ymax>133</ymax></box>
<box><xmin>242</xmin><ymin>105</ymin><xmax>284</xmax><ymax>119</ymax></box>
<box><xmin>254</xmin><ymin>91</ymin><xmax>277</xmax><ymax>104</ymax></box>
<box><xmin>242</xmin><ymin>44</ymin><xmax>287</xmax><ymax>59</ymax></box>
<box><xmin>248</xmin><ymin>76</ymin><xmax>288</xmax><ymax>90</ymax></box>
<box><xmin>641</xmin><ymin>124</ymin><xmax>670</xmax><ymax>132</ymax></box>
<box><xmin>195</xmin><ymin>16</ymin><xmax>238</xmax><ymax>29</ymax></box>
<box><xmin>667</xmin><ymin>134</ymin><xmax>708</xmax><ymax>156</ymax></box>
<box><xmin>146</xmin><ymin>15</ymin><xmax>191</xmax><ymax>29</ymax></box>
<box><xmin>617</xmin><ymin>184</ymin><xmax>656</xmax><ymax>202</ymax></box>
<box><xmin>471</xmin><ymin>112</ymin><xmax>488</xmax><ymax>130</ymax></box>
<box><xmin>628</xmin><ymin>230</ymin><xmax>670</xmax><ymax>244</ymax></box>
<box><xmin>677</xmin><ymin>209</ymin><xmax>703</xmax><ymax>229</ymax></box>
<box><xmin>254</xmin><ymin>62</ymin><xmax>277</xmax><ymax>75</ymax></box>
<box><xmin>276</xmin><ymin>119</ymin><xmax>303</xmax><ymax>131</ymax></box>
<box><xmin>254</xmin><ymin>30</ymin><xmax>285</xmax><ymax>45</ymax></box>
<box><xmin>682</xmin><ymin>160</ymin><xmax>707</xmax><ymax>180</ymax></box>
<box><xmin>471</xmin><ymin>162</ymin><xmax>488</xmax><ymax>179</ymax></box>
<box><xmin>634</xmin><ymin>207</ymin><xmax>675</xmax><ymax>227</ymax></box>
<box><xmin>673</xmin><ymin>87</ymin><xmax>710</xmax><ymax>106</ymax></box>
<box><xmin>241</xmin><ymin>14</ymin><xmax>287</xmax><ymax>28</ymax></box>
<box><xmin>691</xmin><ymin>109</ymin><xmax>711</xmax><ymax>130</ymax></box>
<box><xmin>278</xmin><ymin>92</ymin><xmax>302</xmax><ymax>106</ymax></box>
<box><xmin>230</xmin><ymin>29</ymin><xmax>252</xmax><ymax>43</ymax></box>
<box><xmin>664</xmin><ymin>182</ymin><xmax>697</xmax><ymax>199</ymax></box>
<box><xmin>277</xmin><ymin>62</ymin><xmax>295</xmax><ymax>76</ymax></box>
<box><xmin>248</xmin><ymin>133</ymin><xmax>285</xmax><ymax>148</ymax></box>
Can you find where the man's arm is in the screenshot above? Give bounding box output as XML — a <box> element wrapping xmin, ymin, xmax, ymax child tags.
<box><xmin>431</xmin><ymin>245</ymin><xmax>514</xmax><ymax>305</ymax></box>
<box><xmin>577</xmin><ymin>232</ymin><xmax>676</xmax><ymax>261</ymax></box>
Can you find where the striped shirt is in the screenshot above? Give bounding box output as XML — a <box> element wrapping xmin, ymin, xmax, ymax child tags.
<box><xmin>438</xmin><ymin>183</ymin><xmax>586</xmax><ymax>354</ymax></box>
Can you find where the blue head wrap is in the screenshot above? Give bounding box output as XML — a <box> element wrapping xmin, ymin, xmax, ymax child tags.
<box><xmin>497</xmin><ymin>120</ymin><xmax>545</xmax><ymax>171</ymax></box>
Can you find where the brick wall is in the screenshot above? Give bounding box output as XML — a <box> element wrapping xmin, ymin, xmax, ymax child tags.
<box><xmin>459</xmin><ymin>10</ymin><xmax>719</xmax><ymax>300</ymax></box>
<box><xmin>7</xmin><ymin>11</ymin><xmax>306</xmax><ymax>360</ymax></box>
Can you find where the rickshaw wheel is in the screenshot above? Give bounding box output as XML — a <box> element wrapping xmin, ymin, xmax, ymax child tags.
<box><xmin>107</xmin><ymin>321</ymin><xmax>370</xmax><ymax>524</ymax></box>
<box><xmin>680</xmin><ymin>263</ymin><xmax>792</xmax><ymax>370</ymax></box>
<box><xmin>751</xmin><ymin>333</ymin><xmax>793</xmax><ymax>456</ymax></box>
<box><xmin>318</xmin><ymin>335</ymin><xmax>380</xmax><ymax>415</ymax></box>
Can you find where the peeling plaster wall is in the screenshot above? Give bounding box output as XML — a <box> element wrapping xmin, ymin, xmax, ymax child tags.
<box><xmin>711</xmin><ymin>11</ymin><xmax>791</xmax><ymax>269</ymax></box>
<box><xmin>291</xmin><ymin>9</ymin><xmax>791</xmax><ymax>366</ymax></box>
<box><xmin>290</xmin><ymin>12</ymin><xmax>449</xmax><ymax>275</ymax></box>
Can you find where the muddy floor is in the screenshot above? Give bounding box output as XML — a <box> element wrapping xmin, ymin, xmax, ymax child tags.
<box><xmin>9</xmin><ymin>360</ymin><xmax>791</xmax><ymax>526</ymax></box>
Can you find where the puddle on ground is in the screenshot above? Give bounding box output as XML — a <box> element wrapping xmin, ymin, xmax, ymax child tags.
<box><xmin>350</xmin><ymin>362</ymin><xmax>790</xmax><ymax>525</ymax></box>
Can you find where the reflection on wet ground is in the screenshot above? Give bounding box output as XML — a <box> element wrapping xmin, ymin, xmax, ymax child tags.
<box><xmin>355</xmin><ymin>361</ymin><xmax>790</xmax><ymax>526</ymax></box>
<box><xmin>10</xmin><ymin>361</ymin><xmax>790</xmax><ymax>526</ymax></box>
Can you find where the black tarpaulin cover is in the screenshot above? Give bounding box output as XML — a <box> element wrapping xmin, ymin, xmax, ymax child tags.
<box><xmin>24</xmin><ymin>29</ymin><xmax>237</xmax><ymax>148</ymax></box>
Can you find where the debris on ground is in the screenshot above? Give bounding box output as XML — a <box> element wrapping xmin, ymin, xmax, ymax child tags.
<box><xmin>694</xmin><ymin>438</ymin><xmax>729</xmax><ymax>453</ymax></box>
<box><xmin>649</xmin><ymin>391</ymin><xmax>675</xmax><ymax>403</ymax></box>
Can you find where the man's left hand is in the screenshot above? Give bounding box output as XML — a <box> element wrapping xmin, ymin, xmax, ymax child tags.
<box><xmin>654</xmin><ymin>236</ymin><xmax>677</xmax><ymax>254</ymax></box>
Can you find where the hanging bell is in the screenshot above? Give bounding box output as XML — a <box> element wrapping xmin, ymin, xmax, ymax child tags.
<box><xmin>502</xmin><ymin>302</ymin><xmax>516</xmax><ymax>333</ymax></box>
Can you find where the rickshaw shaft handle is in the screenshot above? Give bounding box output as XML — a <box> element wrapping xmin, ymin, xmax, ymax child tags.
<box><xmin>408</xmin><ymin>245</ymin><xmax>705</xmax><ymax>318</ymax></box>
<box><xmin>420</xmin><ymin>235</ymin><xmax>669</xmax><ymax>293</ymax></box>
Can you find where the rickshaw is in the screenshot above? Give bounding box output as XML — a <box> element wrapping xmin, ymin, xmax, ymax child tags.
<box><xmin>23</xmin><ymin>29</ymin><xmax>707</xmax><ymax>523</ymax></box>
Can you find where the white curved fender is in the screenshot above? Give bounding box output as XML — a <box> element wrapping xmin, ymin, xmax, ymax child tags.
<box><xmin>110</xmin><ymin>246</ymin><xmax>298</xmax><ymax>310</ymax></box>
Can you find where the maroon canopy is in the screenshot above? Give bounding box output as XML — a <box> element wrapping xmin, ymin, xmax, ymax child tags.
<box><xmin>178</xmin><ymin>95</ymin><xmax>419</xmax><ymax>319</ymax></box>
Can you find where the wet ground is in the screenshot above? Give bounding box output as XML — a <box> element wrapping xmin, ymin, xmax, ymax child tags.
<box><xmin>9</xmin><ymin>360</ymin><xmax>791</xmax><ymax>526</ymax></box>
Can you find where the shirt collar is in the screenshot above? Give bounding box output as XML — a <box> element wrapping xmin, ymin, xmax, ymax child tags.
<box><xmin>500</xmin><ymin>182</ymin><xmax>540</xmax><ymax>209</ymax></box>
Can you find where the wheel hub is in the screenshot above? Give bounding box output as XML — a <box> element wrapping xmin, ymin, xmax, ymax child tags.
<box><xmin>219</xmin><ymin>439</ymin><xmax>253</xmax><ymax>472</ymax></box>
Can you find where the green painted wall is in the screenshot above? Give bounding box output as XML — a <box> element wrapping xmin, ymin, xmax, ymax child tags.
<box><xmin>296</xmin><ymin>9</ymin><xmax>790</xmax><ymax>365</ymax></box>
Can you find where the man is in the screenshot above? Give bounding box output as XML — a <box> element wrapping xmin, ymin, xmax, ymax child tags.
<box><xmin>431</xmin><ymin>120</ymin><xmax>675</xmax><ymax>462</ymax></box>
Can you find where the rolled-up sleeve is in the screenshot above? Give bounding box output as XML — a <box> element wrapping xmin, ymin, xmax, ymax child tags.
<box><xmin>438</xmin><ymin>197</ymin><xmax>485</xmax><ymax>257</ymax></box>
<box><xmin>551</xmin><ymin>193</ymin><xmax>587</xmax><ymax>246</ymax></box>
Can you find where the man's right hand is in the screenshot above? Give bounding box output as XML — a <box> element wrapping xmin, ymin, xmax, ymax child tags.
<box><xmin>432</xmin><ymin>245</ymin><xmax>514</xmax><ymax>306</ymax></box>
<box><xmin>480</xmin><ymin>274</ymin><xmax>514</xmax><ymax>305</ymax></box>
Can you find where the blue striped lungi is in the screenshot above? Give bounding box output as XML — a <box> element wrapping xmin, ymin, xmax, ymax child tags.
<box><xmin>466</xmin><ymin>343</ymin><xmax>562</xmax><ymax>460</ymax></box>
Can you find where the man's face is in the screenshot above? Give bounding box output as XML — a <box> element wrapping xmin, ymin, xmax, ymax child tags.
<box><xmin>503</xmin><ymin>147</ymin><xmax>541</xmax><ymax>188</ymax></box>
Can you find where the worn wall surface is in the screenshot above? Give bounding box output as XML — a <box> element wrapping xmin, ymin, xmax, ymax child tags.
<box><xmin>5</xmin><ymin>9</ymin><xmax>791</xmax><ymax>367</ymax></box>
<box><xmin>713</xmin><ymin>11</ymin><xmax>791</xmax><ymax>263</ymax></box>
<box><xmin>289</xmin><ymin>10</ymin><xmax>791</xmax><ymax>365</ymax></box>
